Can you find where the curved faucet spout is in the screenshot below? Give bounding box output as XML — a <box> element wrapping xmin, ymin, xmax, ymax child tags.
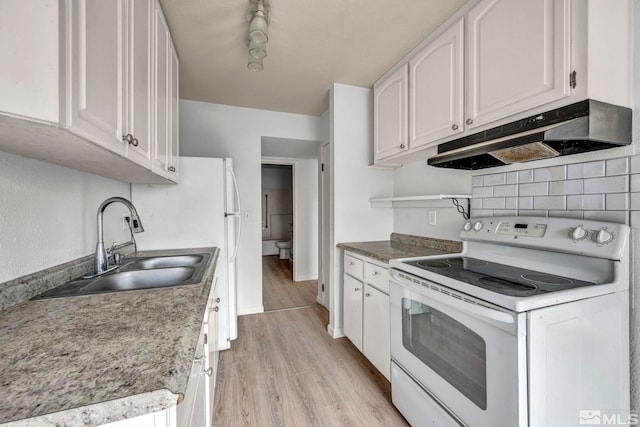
<box><xmin>95</xmin><ymin>197</ymin><xmax>145</xmax><ymax>274</ymax></box>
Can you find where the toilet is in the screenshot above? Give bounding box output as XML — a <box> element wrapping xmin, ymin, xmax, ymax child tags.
<box><xmin>275</xmin><ymin>241</ymin><xmax>291</xmax><ymax>260</ymax></box>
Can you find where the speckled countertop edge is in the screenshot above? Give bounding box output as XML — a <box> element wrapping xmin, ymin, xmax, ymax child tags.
<box><xmin>0</xmin><ymin>247</ymin><xmax>218</xmax><ymax>426</ymax></box>
<box><xmin>337</xmin><ymin>233</ymin><xmax>462</xmax><ymax>263</ymax></box>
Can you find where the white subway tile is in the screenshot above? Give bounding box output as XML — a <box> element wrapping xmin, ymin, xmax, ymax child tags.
<box><xmin>534</xmin><ymin>165</ymin><xmax>566</xmax><ymax>182</ymax></box>
<box><xmin>534</xmin><ymin>195</ymin><xmax>565</xmax><ymax>210</ymax></box>
<box><xmin>606</xmin><ymin>194</ymin><xmax>629</xmax><ymax>210</ymax></box>
<box><xmin>582</xmin><ymin>194</ymin><xmax>605</xmax><ymax>210</ymax></box>
<box><xmin>583</xmin><ymin>176</ymin><xmax>628</xmax><ymax>194</ymax></box>
<box><xmin>567</xmin><ymin>163</ymin><xmax>584</xmax><ymax>179</ymax></box>
<box><xmin>566</xmin><ymin>195</ymin><xmax>583</xmax><ymax>210</ymax></box>
<box><xmin>472</xmin><ymin>186</ymin><xmax>493</xmax><ymax>198</ymax></box>
<box><xmin>584</xmin><ymin>210</ymin><xmax>628</xmax><ymax>224</ymax></box>
<box><xmin>630</xmin><ymin>193</ymin><xmax>640</xmax><ymax>210</ymax></box>
<box><xmin>518</xmin><ymin>210</ymin><xmax>548</xmax><ymax>217</ymax></box>
<box><xmin>630</xmin><ymin>211</ymin><xmax>640</xmax><ymax>227</ymax></box>
<box><xmin>472</xmin><ymin>175</ymin><xmax>483</xmax><ymax>187</ymax></box>
<box><xmin>471</xmin><ymin>209</ymin><xmax>494</xmax><ymax>218</ymax></box>
<box><xmin>483</xmin><ymin>173</ymin><xmax>506</xmax><ymax>186</ymax></box>
<box><xmin>582</xmin><ymin>160</ymin><xmax>606</xmax><ymax>178</ymax></box>
<box><xmin>518</xmin><ymin>197</ymin><xmax>534</xmax><ymax>209</ymax></box>
<box><xmin>483</xmin><ymin>198</ymin><xmax>506</xmax><ymax>209</ymax></box>
<box><xmin>494</xmin><ymin>184</ymin><xmax>518</xmax><ymax>197</ymax></box>
<box><xmin>506</xmin><ymin>172</ymin><xmax>518</xmax><ymax>184</ymax></box>
<box><xmin>506</xmin><ymin>197</ymin><xmax>518</xmax><ymax>209</ymax></box>
<box><xmin>549</xmin><ymin>179</ymin><xmax>583</xmax><ymax>195</ymax></box>
<box><xmin>605</xmin><ymin>158</ymin><xmax>629</xmax><ymax>176</ymax></box>
<box><xmin>519</xmin><ymin>182</ymin><xmax>549</xmax><ymax>197</ymax></box>
<box><xmin>493</xmin><ymin>209</ymin><xmax>518</xmax><ymax>216</ymax></box>
<box><xmin>630</xmin><ymin>156</ymin><xmax>640</xmax><ymax>174</ymax></box>
<box><xmin>518</xmin><ymin>170</ymin><xmax>534</xmax><ymax>183</ymax></box>
<box><xmin>549</xmin><ymin>210</ymin><xmax>583</xmax><ymax>219</ymax></box>
<box><xmin>631</xmin><ymin>174</ymin><xmax>640</xmax><ymax>192</ymax></box>
<box><xmin>471</xmin><ymin>198</ymin><xmax>483</xmax><ymax>209</ymax></box>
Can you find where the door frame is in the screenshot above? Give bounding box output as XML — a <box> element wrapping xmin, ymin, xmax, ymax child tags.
<box><xmin>319</xmin><ymin>142</ymin><xmax>330</xmax><ymax>308</ymax></box>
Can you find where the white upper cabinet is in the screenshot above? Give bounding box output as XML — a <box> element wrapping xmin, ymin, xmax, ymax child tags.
<box><xmin>373</xmin><ymin>64</ymin><xmax>408</xmax><ymax>162</ymax></box>
<box><xmin>0</xmin><ymin>0</ymin><xmax>178</xmax><ymax>183</ymax></box>
<box><xmin>465</xmin><ymin>0</ymin><xmax>570</xmax><ymax>130</ymax></box>
<box><xmin>410</xmin><ymin>18</ymin><xmax>464</xmax><ymax>149</ymax></box>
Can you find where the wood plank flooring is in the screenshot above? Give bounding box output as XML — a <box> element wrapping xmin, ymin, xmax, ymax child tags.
<box><xmin>212</xmin><ymin>305</ymin><xmax>409</xmax><ymax>427</ymax></box>
<box><xmin>262</xmin><ymin>255</ymin><xmax>318</xmax><ymax>311</ymax></box>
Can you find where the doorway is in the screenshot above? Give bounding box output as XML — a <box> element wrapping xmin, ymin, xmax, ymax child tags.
<box><xmin>261</xmin><ymin>159</ymin><xmax>318</xmax><ymax>311</ymax></box>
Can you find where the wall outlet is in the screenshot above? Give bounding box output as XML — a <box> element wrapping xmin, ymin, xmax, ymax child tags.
<box><xmin>428</xmin><ymin>210</ymin><xmax>437</xmax><ymax>226</ymax></box>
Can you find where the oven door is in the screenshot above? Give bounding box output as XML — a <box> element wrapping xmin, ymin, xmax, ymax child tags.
<box><xmin>390</xmin><ymin>270</ymin><xmax>527</xmax><ymax>427</ymax></box>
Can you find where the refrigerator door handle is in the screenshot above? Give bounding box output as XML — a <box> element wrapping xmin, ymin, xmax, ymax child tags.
<box><xmin>228</xmin><ymin>167</ymin><xmax>242</xmax><ymax>262</ymax></box>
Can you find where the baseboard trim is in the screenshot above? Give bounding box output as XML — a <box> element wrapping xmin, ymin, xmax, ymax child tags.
<box><xmin>294</xmin><ymin>273</ymin><xmax>318</xmax><ymax>282</ymax></box>
<box><xmin>327</xmin><ymin>324</ymin><xmax>344</xmax><ymax>338</ymax></box>
<box><xmin>238</xmin><ymin>305</ymin><xmax>264</xmax><ymax>316</ymax></box>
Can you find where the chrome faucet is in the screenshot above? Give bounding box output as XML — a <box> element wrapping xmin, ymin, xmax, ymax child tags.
<box><xmin>94</xmin><ymin>197</ymin><xmax>144</xmax><ymax>275</ymax></box>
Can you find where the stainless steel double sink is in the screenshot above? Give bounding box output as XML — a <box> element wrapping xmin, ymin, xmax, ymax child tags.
<box><xmin>32</xmin><ymin>253</ymin><xmax>211</xmax><ymax>300</ymax></box>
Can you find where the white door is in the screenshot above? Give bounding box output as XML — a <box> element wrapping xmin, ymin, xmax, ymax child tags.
<box><xmin>410</xmin><ymin>17</ymin><xmax>464</xmax><ymax>148</ymax></box>
<box><xmin>168</xmin><ymin>43</ymin><xmax>179</xmax><ymax>178</ymax></box>
<box><xmin>465</xmin><ymin>0</ymin><xmax>570</xmax><ymax>129</ymax></box>
<box><xmin>66</xmin><ymin>0</ymin><xmax>125</xmax><ymax>154</ymax></box>
<box><xmin>153</xmin><ymin>5</ymin><xmax>170</xmax><ymax>175</ymax></box>
<box><xmin>343</xmin><ymin>274</ymin><xmax>363</xmax><ymax>351</ymax></box>
<box><xmin>373</xmin><ymin>64</ymin><xmax>408</xmax><ymax>161</ymax></box>
<box><xmin>320</xmin><ymin>143</ymin><xmax>330</xmax><ymax>308</ymax></box>
<box><xmin>224</xmin><ymin>158</ymin><xmax>241</xmax><ymax>344</ymax></box>
<box><xmin>362</xmin><ymin>284</ymin><xmax>390</xmax><ymax>380</ymax></box>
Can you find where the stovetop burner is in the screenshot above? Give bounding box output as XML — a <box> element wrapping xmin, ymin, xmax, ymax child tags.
<box><xmin>405</xmin><ymin>257</ymin><xmax>595</xmax><ymax>297</ymax></box>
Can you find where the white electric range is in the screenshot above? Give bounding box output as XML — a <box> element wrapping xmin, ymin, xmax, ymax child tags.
<box><xmin>389</xmin><ymin>216</ymin><xmax>630</xmax><ymax>427</ymax></box>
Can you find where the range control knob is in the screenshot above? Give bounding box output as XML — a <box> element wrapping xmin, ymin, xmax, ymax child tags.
<box><xmin>594</xmin><ymin>229</ymin><xmax>613</xmax><ymax>244</ymax></box>
<box><xmin>570</xmin><ymin>226</ymin><xmax>588</xmax><ymax>241</ymax></box>
<box><xmin>473</xmin><ymin>221</ymin><xmax>484</xmax><ymax>232</ymax></box>
<box><xmin>463</xmin><ymin>222</ymin><xmax>473</xmax><ymax>232</ymax></box>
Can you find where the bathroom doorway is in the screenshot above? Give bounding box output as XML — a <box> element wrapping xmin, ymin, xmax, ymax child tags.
<box><xmin>260</xmin><ymin>158</ymin><xmax>318</xmax><ymax>312</ymax></box>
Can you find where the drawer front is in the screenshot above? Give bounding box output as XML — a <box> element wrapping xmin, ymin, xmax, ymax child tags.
<box><xmin>364</xmin><ymin>261</ymin><xmax>390</xmax><ymax>294</ymax></box>
<box><xmin>344</xmin><ymin>253</ymin><xmax>364</xmax><ymax>280</ymax></box>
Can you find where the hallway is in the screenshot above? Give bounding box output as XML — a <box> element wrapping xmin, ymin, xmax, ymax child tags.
<box><xmin>262</xmin><ymin>255</ymin><xmax>317</xmax><ymax>311</ymax></box>
<box><xmin>212</xmin><ymin>305</ymin><xmax>408</xmax><ymax>426</ymax></box>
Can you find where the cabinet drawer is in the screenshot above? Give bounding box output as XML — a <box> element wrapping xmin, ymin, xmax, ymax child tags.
<box><xmin>364</xmin><ymin>262</ymin><xmax>390</xmax><ymax>294</ymax></box>
<box><xmin>344</xmin><ymin>253</ymin><xmax>364</xmax><ymax>280</ymax></box>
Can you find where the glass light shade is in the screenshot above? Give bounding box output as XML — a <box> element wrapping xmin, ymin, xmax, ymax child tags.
<box><xmin>249</xmin><ymin>10</ymin><xmax>268</xmax><ymax>43</ymax></box>
<box><xmin>247</xmin><ymin>56</ymin><xmax>264</xmax><ymax>72</ymax></box>
<box><xmin>249</xmin><ymin>40</ymin><xmax>267</xmax><ymax>59</ymax></box>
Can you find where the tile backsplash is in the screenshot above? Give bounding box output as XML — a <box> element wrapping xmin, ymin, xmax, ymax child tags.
<box><xmin>471</xmin><ymin>156</ymin><xmax>640</xmax><ymax>226</ymax></box>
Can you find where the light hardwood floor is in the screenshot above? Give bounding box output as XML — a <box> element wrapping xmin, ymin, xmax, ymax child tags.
<box><xmin>212</xmin><ymin>305</ymin><xmax>409</xmax><ymax>427</ymax></box>
<box><xmin>262</xmin><ymin>255</ymin><xmax>318</xmax><ymax>311</ymax></box>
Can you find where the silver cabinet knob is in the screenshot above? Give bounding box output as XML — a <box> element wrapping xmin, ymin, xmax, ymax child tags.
<box><xmin>204</xmin><ymin>367</ymin><xmax>213</xmax><ymax>376</ymax></box>
<box><xmin>371</xmin><ymin>271</ymin><xmax>378</xmax><ymax>276</ymax></box>
<box><xmin>211</xmin><ymin>306</ymin><xmax>219</xmax><ymax>312</ymax></box>
<box><xmin>466</xmin><ymin>118</ymin><xmax>473</xmax><ymax>125</ymax></box>
<box><xmin>348</xmin><ymin>261</ymin><xmax>354</xmax><ymax>266</ymax></box>
<box><xmin>215</xmin><ymin>297</ymin><xmax>220</xmax><ymax>303</ymax></box>
<box><xmin>365</xmin><ymin>293</ymin><xmax>371</xmax><ymax>297</ymax></box>
<box><xmin>400</xmin><ymin>144</ymin><xmax>406</xmax><ymax>149</ymax></box>
<box><xmin>168</xmin><ymin>166</ymin><xmax>176</xmax><ymax>172</ymax></box>
<box><xmin>452</xmin><ymin>124</ymin><xmax>459</xmax><ymax>130</ymax></box>
<box><xmin>354</xmin><ymin>287</ymin><xmax>360</xmax><ymax>291</ymax></box>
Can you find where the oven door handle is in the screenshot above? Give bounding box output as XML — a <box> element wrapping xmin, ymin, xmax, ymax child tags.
<box><xmin>391</xmin><ymin>272</ymin><xmax>515</xmax><ymax>324</ymax></box>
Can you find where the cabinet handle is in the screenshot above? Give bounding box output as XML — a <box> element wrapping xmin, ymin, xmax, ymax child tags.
<box><xmin>131</xmin><ymin>137</ymin><xmax>139</xmax><ymax>147</ymax></box>
<box><xmin>371</xmin><ymin>271</ymin><xmax>378</xmax><ymax>276</ymax></box>
<box><xmin>194</xmin><ymin>355</ymin><xmax>205</xmax><ymax>364</ymax></box>
<box><xmin>348</xmin><ymin>262</ymin><xmax>354</xmax><ymax>266</ymax></box>
<box><xmin>204</xmin><ymin>367</ymin><xmax>214</xmax><ymax>376</ymax></box>
<box><xmin>122</xmin><ymin>134</ymin><xmax>134</xmax><ymax>144</ymax></box>
<box><xmin>354</xmin><ymin>287</ymin><xmax>360</xmax><ymax>291</ymax></box>
<box><xmin>465</xmin><ymin>118</ymin><xmax>473</xmax><ymax>125</ymax></box>
<box><xmin>215</xmin><ymin>297</ymin><xmax>220</xmax><ymax>303</ymax></box>
<box><xmin>400</xmin><ymin>144</ymin><xmax>406</xmax><ymax>149</ymax></box>
<box><xmin>211</xmin><ymin>306</ymin><xmax>219</xmax><ymax>312</ymax></box>
<box><xmin>168</xmin><ymin>166</ymin><xmax>176</xmax><ymax>172</ymax></box>
<box><xmin>365</xmin><ymin>293</ymin><xmax>371</xmax><ymax>297</ymax></box>
<box><xmin>451</xmin><ymin>124</ymin><xmax>459</xmax><ymax>131</ymax></box>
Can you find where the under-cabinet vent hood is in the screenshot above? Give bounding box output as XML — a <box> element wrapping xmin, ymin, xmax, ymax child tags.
<box><xmin>427</xmin><ymin>100</ymin><xmax>631</xmax><ymax>170</ymax></box>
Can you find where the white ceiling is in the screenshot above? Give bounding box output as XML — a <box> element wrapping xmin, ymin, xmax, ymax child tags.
<box><xmin>159</xmin><ymin>0</ymin><xmax>467</xmax><ymax>116</ymax></box>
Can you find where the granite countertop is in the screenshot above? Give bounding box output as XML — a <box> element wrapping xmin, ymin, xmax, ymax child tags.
<box><xmin>0</xmin><ymin>247</ymin><xmax>219</xmax><ymax>426</ymax></box>
<box><xmin>337</xmin><ymin>233</ymin><xmax>462</xmax><ymax>263</ymax></box>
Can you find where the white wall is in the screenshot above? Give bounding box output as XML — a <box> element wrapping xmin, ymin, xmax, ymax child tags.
<box><xmin>293</xmin><ymin>159</ymin><xmax>318</xmax><ymax>281</ymax></box>
<box><xmin>0</xmin><ymin>151</ymin><xmax>130</xmax><ymax>284</ymax></box>
<box><xmin>179</xmin><ymin>100</ymin><xmax>325</xmax><ymax>315</ymax></box>
<box><xmin>328</xmin><ymin>83</ymin><xmax>394</xmax><ymax>336</ymax></box>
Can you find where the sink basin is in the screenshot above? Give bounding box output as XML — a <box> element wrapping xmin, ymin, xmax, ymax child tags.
<box><xmin>81</xmin><ymin>267</ymin><xmax>196</xmax><ymax>292</ymax></box>
<box><xmin>32</xmin><ymin>251</ymin><xmax>211</xmax><ymax>299</ymax></box>
<box><xmin>127</xmin><ymin>254</ymin><xmax>203</xmax><ymax>269</ymax></box>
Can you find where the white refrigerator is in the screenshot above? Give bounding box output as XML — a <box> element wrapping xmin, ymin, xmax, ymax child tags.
<box><xmin>131</xmin><ymin>157</ymin><xmax>240</xmax><ymax>350</ymax></box>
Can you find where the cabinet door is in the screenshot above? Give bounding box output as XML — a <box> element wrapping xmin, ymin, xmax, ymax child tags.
<box><xmin>465</xmin><ymin>0</ymin><xmax>570</xmax><ymax>129</ymax></box>
<box><xmin>362</xmin><ymin>284</ymin><xmax>390</xmax><ymax>380</ymax></box>
<box><xmin>153</xmin><ymin>5</ymin><xmax>170</xmax><ymax>176</ymax></box>
<box><xmin>66</xmin><ymin>0</ymin><xmax>126</xmax><ymax>155</ymax></box>
<box><xmin>410</xmin><ymin>18</ymin><xmax>464</xmax><ymax>149</ymax></box>
<box><xmin>373</xmin><ymin>64</ymin><xmax>408</xmax><ymax>161</ymax></box>
<box><xmin>124</xmin><ymin>0</ymin><xmax>152</xmax><ymax>167</ymax></box>
<box><xmin>167</xmin><ymin>44</ymin><xmax>179</xmax><ymax>179</ymax></box>
<box><xmin>343</xmin><ymin>274</ymin><xmax>363</xmax><ymax>351</ymax></box>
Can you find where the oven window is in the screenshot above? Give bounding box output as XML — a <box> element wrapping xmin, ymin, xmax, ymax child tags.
<box><xmin>402</xmin><ymin>298</ymin><xmax>487</xmax><ymax>409</ymax></box>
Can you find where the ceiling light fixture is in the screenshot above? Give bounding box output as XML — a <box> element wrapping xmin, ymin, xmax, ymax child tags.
<box><xmin>247</xmin><ymin>0</ymin><xmax>269</xmax><ymax>72</ymax></box>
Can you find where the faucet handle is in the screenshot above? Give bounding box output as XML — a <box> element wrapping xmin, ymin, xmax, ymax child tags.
<box><xmin>106</xmin><ymin>242</ymin><xmax>117</xmax><ymax>255</ymax></box>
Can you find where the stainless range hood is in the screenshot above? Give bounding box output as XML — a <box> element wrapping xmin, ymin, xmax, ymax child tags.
<box><xmin>427</xmin><ymin>100</ymin><xmax>631</xmax><ymax>170</ymax></box>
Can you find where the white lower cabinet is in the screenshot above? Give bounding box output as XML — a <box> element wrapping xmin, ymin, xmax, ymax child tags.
<box><xmin>343</xmin><ymin>251</ymin><xmax>391</xmax><ymax>380</ymax></box>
